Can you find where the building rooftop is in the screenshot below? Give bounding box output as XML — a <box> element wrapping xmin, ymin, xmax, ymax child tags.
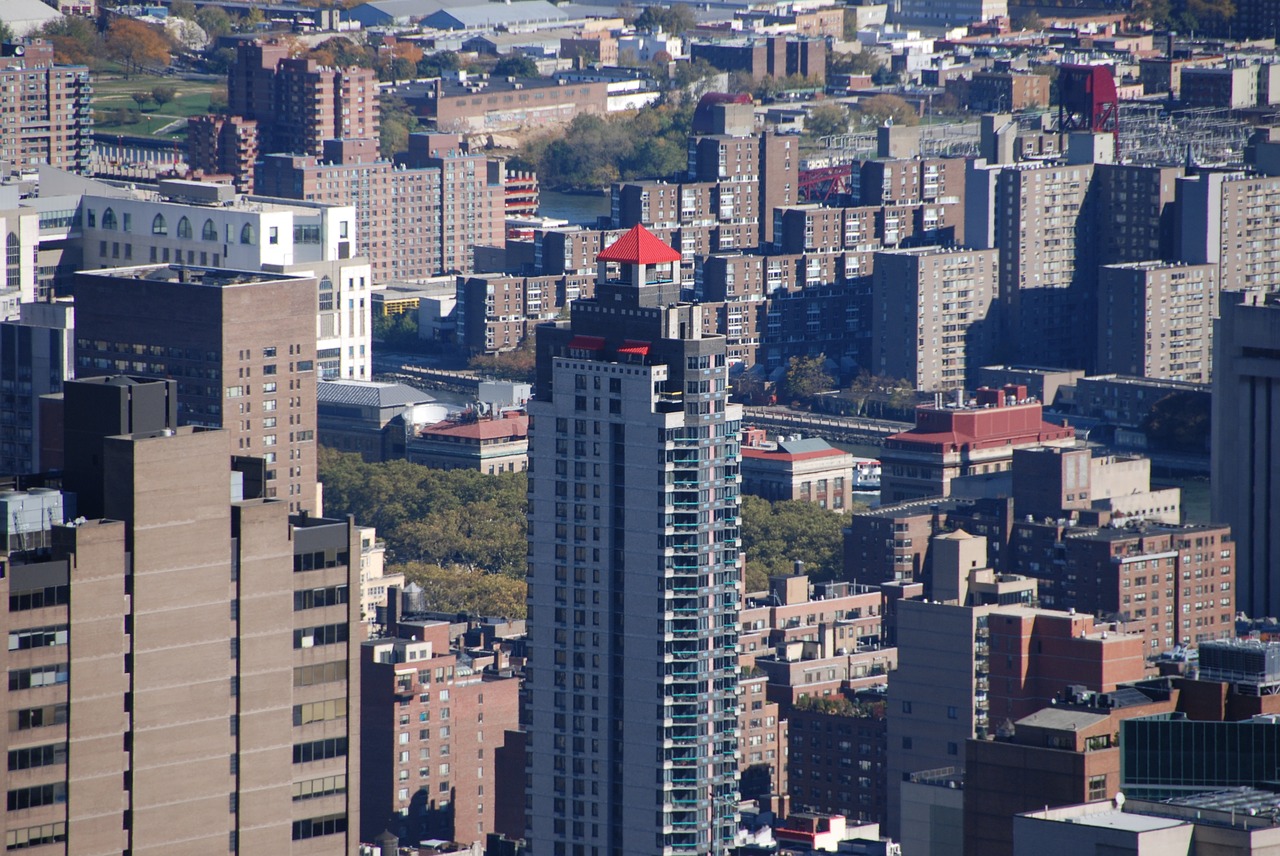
<box><xmin>419</xmin><ymin>413</ymin><xmax>529</xmax><ymax>441</ymax></box>
<box><xmin>317</xmin><ymin>380</ymin><xmax>436</xmax><ymax>410</ymax></box>
<box><xmin>1066</xmin><ymin>809</ymin><xmax>1186</xmax><ymax>833</ymax></box>
<box><xmin>77</xmin><ymin>265</ymin><xmax>306</xmax><ymax>288</ymax></box>
<box><xmin>597</xmin><ymin>224</ymin><xmax>682</xmax><ymax>265</ymax></box>
<box><xmin>1016</xmin><ymin>707</ymin><xmax>1111</xmax><ymax>732</ymax></box>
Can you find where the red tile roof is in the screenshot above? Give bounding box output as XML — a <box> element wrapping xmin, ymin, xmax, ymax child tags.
<box><xmin>421</xmin><ymin>413</ymin><xmax>529</xmax><ymax>441</ymax></box>
<box><xmin>597</xmin><ymin>224</ymin><xmax>682</xmax><ymax>265</ymax></box>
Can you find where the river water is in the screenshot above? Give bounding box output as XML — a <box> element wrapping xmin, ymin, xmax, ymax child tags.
<box><xmin>538</xmin><ymin>189</ymin><xmax>612</xmax><ymax>225</ymax></box>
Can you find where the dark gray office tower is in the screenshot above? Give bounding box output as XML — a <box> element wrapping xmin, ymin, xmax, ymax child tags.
<box><xmin>1212</xmin><ymin>291</ymin><xmax>1280</xmax><ymax>618</ymax></box>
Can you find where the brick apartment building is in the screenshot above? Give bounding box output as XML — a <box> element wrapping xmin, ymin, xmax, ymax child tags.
<box><xmin>878</xmin><ymin>384</ymin><xmax>1076</xmax><ymax>502</ymax></box>
<box><xmin>2</xmin><ymin>376</ymin><xmax>362</xmax><ymax>854</ymax></box>
<box><xmin>964</xmin><ymin>71</ymin><xmax>1051</xmax><ymax>112</ymax></box>
<box><xmin>256</xmin><ymin>135</ymin><xmax>507</xmax><ymax>280</ymax></box>
<box><xmin>73</xmin><ymin>265</ymin><xmax>320</xmax><ymax>513</ymax></box>
<box><xmin>1096</xmin><ymin>261</ymin><xmax>1216</xmax><ymax>383</ymax></box>
<box><xmin>359</xmin><ymin>600</ymin><xmax>520</xmax><ymax>845</ymax></box>
<box><xmin>0</xmin><ymin>41</ymin><xmax>92</xmax><ymax>174</ymax></box>
<box><xmin>690</xmin><ymin>36</ymin><xmax>826</xmax><ymax>83</ymax></box>
<box><xmin>1178</xmin><ymin>170</ymin><xmax>1280</xmax><ymax>296</ymax></box>
<box><xmin>872</xmin><ymin>246</ymin><xmax>999</xmax><ymax>392</ymax></box>
<box><xmin>191</xmin><ymin>39</ymin><xmax>378</xmax><ymax>192</ymax></box>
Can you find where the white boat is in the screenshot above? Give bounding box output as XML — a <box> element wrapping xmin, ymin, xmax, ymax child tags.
<box><xmin>852</xmin><ymin>458</ymin><xmax>881</xmax><ymax>491</ymax></box>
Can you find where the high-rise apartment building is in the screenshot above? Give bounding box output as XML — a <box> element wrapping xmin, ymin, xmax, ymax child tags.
<box><xmin>525</xmin><ymin>225</ymin><xmax>743</xmax><ymax>855</ymax></box>
<box><xmin>257</xmin><ymin>135</ymin><xmax>507</xmax><ymax>280</ymax></box>
<box><xmin>359</xmin><ymin>599</ymin><xmax>520</xmax><ymax>846</ymax></box>
<box><xmin>0</xmin><ymin>41</ymin><xmax>92</xmax><ymax>174</ymax></box>
<box><xmin>1092</xmin><ymin>164</ymin><xmax>1182</xmax><ymax>266</ymax></box>
<box><xmin>0</xmin><ymin>301</ymin><xmax>73</xmax><ymax>475</ymax></box>
<box><xmin>72</xmin><ymin>265</ymin><xmax>320</xmax><ymax>512</ymax></box>
<box><xmin>192</xmin><ymin>39</ymin><xmax>378</xmax><ymax>190</ymax></box>
<box><xmin>2</xmin><ymin>375</ymin><xmax>361</xmax><ymax>855</ymax></box>
<box><xmin>1211</xmin><ymin>290</ymin><xmax>1280</xmax><ymax>619</ymax></box>
<box><xmin>872</xmin><ymin>246</ymin><xmax>999</xmax><ymax>391</ymax></box>
<box><xmin>1178</xmin><ymin>171</ymin><xmax>1280</xmax><ymax>295</ymax></box>
<box><xmin>994</xmin><ymin>163</ymin><xmax>1096</xmax><ymax>370</ymax></box>
<box><xmin>1096</xmin><ymin>261</ymin><xmax>1216</xmax><ymax>383</ymax></box>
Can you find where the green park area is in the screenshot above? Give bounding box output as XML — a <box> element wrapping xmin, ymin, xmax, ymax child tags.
<box><xmin>92</xmin><ymin>73</ymin><xmax>224</xmax><ymax>140</ymax></box>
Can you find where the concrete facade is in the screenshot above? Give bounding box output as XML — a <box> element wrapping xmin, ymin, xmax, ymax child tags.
<box><xmin>73</xmin><ymin>266</ymin><xmax>321</xmax><ymax>513</ymax></box>
<box><xmin>525</xmin><ymin>226</ymin><xmax>743</xmax><ymax>855</ymax></box>
<box><xmin>1212</xmin><ymin>291</ymin><xmax>1280</xmax><ymax>619</ymax></box>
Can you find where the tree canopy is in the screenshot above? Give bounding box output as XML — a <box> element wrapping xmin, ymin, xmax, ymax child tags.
<box><xmin>1142</xmin><ymin>391</ymin><xmax>1211</xmax><ymax>453</ymax></box>
<box><xmin>104</xmin><ymin>19</ymin><xmax>172</xmax><ymax>76</ymax></box>
<box><xmin>635</xmin><ymin>3</ymin><xmax>697</xmax><ymax>35</ymax></box>
<box><xmin>741</xmin><ymin>495</ymin><xmax>855</xmax><ymax>591</ymax></box>
<box><xmin>805</xmin><ymin>103</ymin><xmax>851</xmax><ymax>139</ymax></box>
<box><xmin>319</xmin><ymin>448</ymin><xmax>528</xmax><ymax>575</ymax></box>
<box><xmin>855</xmin><ymin>93</ymin><xmax>919</xmax><ymax>127</ymax></box>
<box><xmin>782</xmin><ymin>354</ymin><xmax>835</xmax><ymax>403</ymax></box>
<box><xmin>517</xmin><ymin>103</ymin><xmax>693</xmax><ymax>190</ymax></box>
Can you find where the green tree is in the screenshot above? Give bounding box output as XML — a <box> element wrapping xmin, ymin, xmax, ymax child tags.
<box><xmin>399</xmin><ymin>562</ymin><xmax>528</xmax><ymax>618</ymax></box>
<box><xmin>39</xmin><ymin>17</ymin><xmax>103</xmax><ymax>66</ymax></box>
<box><xmin>169</xmin><ymin>0</ymin><xmax>197</xmax><ymax>19</ymax></box>
<box><xmin>0</xmin><ymin>19</ymin><xmax>14</xmax><ymax>44</ymax></box>
<box><xmin>1011</xmin><ymin>10</ymin><xmax>1043</xmax><ymax>29</ymax></box>
<box><xmin>829</xmin><ymin>50</ymin><xmax>884</xmax><ymax>76</ymax></box>
<box><xmin>492</xmin><ymin>54</ymin><xmax>540</xmax><ymax>78</ymax></box>
<box><xmin>152</xmin><ymin>84</ymin><xmax>177</xmax><ymax>107</ymax></box>
<box><xmin>132</xmin><ymin>91</ymin><xmax>151</xmax><ymax>109</ymax></box>
<box><xmin>740</xmin><ymin>496</ymin><xmax>855</xmax><ymax>591</ymax></box>
<box><xmin>855</xmin><ymin>93</ymin><xmax>919</xmax><ymax>127</ymax></box>
<box><xmin>1142</xmin><ymin>391</ymin><xmax>1211</xmax><ymax>453</ymax></box>
<box><xmin>782</xmin><ymin>354</ymin><xmax>835</xmax><ymax>403</ymax></box>
<box><xmin>379</xmin><ymin>93</ymin><xmax>419</xmax><ymax>159</ymax></box>
<box><xmin>374</xmin><ymin>310</ymin><xmax>419</xmax><ymax>348</ymax></box>
<box><xmin>417</xmin><ymin>50</ymin><xmax>461</xmax><ymax>78</ymax></box>
<box><xmin>805</xmin><ymin>103</ymin><xmax>850</xmax><ymax>139</ymax></box>
<box><xmin>635</xmin><ymin>3</ymin><xmax>696</xmax><ymax>35</ymax></box>
<box><xmin>196</xmin><ymin>6</ymin><xmax>233</xmax><ymax>39</ymax></box>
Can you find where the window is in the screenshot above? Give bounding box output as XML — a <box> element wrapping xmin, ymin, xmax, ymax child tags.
<box><xmin>269</xmin><ymin>226</ymin><xmax>279</xmax><ymax>244</ymax></box>
<box><xmin>292</xmin><ymin>738</ymin><xmax>348</xmax><ymax>763</ymax></box>
<box><xmin>151</xmin><ymin>214</ymin><xmax>167</xmax><ymax>235</ymax></box>
<box><xmin>203</xmin><ymin>219</ymin><xmax>218</xmax><ymax>241</ymax></box>
<box><xmin>291</xmin><ymin>814</ymin><xmax>347</xmax><ymax>840</ymax></box>
<box><xmin>101</xmin><ymin>208</ymin><xmax>117</xmax><ymax>230</ymax></box>
<box><xmin>240</xmin><ymin>223</ymin><xmax>256</xmax><ymax>245</ymax></box>
<box><xmin>177</xmin><ymin>217</ymin><xmax>192</xmax><ymax>239</ymax></box>
<box><xmin>5</xmin><ymin>233</ymin><xmax>18</xmax><ymax>288</ymax></box>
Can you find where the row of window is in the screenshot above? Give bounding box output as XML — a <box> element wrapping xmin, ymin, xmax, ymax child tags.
<box><xmin>7</xmin><ymin>742</ymin><xmax>66</xmax><ymax>771</ymax></box>
<box><xmin>295</xmin><ymin>585</ymin><xmax>349</xmax><ymax>611</ymax></box>
<box><xmin>8</xmin><ymin>625</ymin><xmax>68</xmax><ymax>651</ymax></box>
<box><xmin>9</xmin><ymin>585</ymin><xmax>69</xmax><ymax>613</ymax></box>
<box><xmin>293</xmin><ymin>737</ymin><xmax>348</xmax><ymax>764</ymax></box>
<box><xmin>9</xmin><ymin>664</ymin><xmax>68</xmax><ymax>691</ymax></box>
<box><xmin>293</xmin><ymin>698</ymin><xmax>347</xmax><ymax>726</ymax></box>
<box><xmin>294</xmin><ymin>623</ymin><xmax>349</xmax><ymax>649</ymax></box>
<box><xmin>7</xmin><ymin>782</ymin><xmax>67</xmax><ymax>811</ymax></box>
<box><xmin>92</xmin><ymin>209</ymin><xmax>264</xmax><ymax>245</ymax></box>
<box><xmin>292</xmin><ymin>813</ymin><xmax>347</xmax><ymax>841</ymax></box>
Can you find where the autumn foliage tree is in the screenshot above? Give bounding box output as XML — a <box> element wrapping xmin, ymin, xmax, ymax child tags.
<box><xmin>855</xmin><ymin>93</ymin><xmax>920</xmax><ymax>127</ymax></box>
<box><xmin>105</xmin><ymin>19</ymin><xmax>172</xmax><ymax>76</ymax></box>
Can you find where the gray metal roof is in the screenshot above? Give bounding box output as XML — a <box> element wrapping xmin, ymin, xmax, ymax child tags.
<box><xmin>423</xmin><ymin>0</ymin><xmax>568</xmax><ymax>29</ymax></box>
<box><xmin>317</xmin><ymin>380</ymin><xmax>435</xmax><ymax>410</ymax></box>
<box><xmin>776</xmin><ymin>437</ymin><xmax>838</xmax><ymax>455</ymax></box>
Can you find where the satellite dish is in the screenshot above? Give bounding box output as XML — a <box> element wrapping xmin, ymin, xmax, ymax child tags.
<box><xmin>1114</xmin><ymin>792</ymin><xmax>1126</xmax><ymax>809</ymax></box>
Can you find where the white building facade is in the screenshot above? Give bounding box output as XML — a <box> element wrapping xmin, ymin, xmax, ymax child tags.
<box><xmin>80</xmin><ymin>181</ymin><xmax>372</xmax><ymax>381</ymax></box>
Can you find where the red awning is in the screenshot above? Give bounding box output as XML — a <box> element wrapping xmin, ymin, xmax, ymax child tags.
<box><xmin>567</xmin><ymin>335</ymin><xmax>605</xmax><ymax>351</ymax></box>
<box><xmin>618</xmin><ymin>340</ymin><xmax>651</xmax><ymax>356</ymax></box>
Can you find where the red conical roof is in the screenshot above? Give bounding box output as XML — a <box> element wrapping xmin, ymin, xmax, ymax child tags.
<box><xmin>597</xmin><ymin>224</ymin><xmax>682</xmax><ymax>265</ymax></box>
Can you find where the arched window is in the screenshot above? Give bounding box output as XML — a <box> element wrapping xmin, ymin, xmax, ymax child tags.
<box><xmin>101</xmin><ymin>208</ymin><xmax>117</xmax><ymax>230</ymax></box>
<box><xmin>240</xmin><ymin>223</ymin><xmax>256</xmax><ymax>245</ymax></box>
<box><xmin>151</xmin><ymin>214</ymin><xmax>167</xmax><ymax>236</ymax></box>
<box><xmin>6</xmin><ymin>233</ymin><xmax>19</xmax><ymax>288</ymax></box>
<box><xmin>177</xmin><ymin>217</ymin><xmax>192</xmax><ymax>239</ymax></box>
<box><xmin>202</xmin><ymin>219</ymin><xmax>218</xmax><ymax>241</ymax></box>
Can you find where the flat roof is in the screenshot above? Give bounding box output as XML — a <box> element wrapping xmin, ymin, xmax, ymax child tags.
<box><xmin>1066</xmin><ymin>810</ymin><xmax>1186</xmax><ymax>833</ymax></box>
